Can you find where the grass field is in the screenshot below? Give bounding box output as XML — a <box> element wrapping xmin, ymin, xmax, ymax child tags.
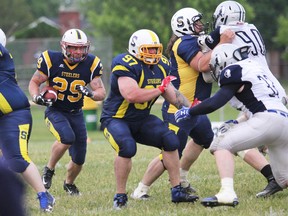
<box><xmin>23</xmin><ymin>101</ymin><xmax>288</xmax><ymax>216</ymax></box>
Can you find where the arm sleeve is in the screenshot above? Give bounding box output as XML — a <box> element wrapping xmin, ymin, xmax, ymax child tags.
<box><xmin>206</xmin><ymin>27</ymin><xmax>221</xmax><ymax>49</ymax></box>
<box><xmin>188</xmin><ymin>83</ymin><xmax>242</xmax><ymax>115</ymax></box>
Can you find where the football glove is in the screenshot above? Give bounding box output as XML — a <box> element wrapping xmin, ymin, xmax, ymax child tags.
<box><xmin>158</xmin><ymin>76</ymin><xmax>177</xmax><ymax>93</ymax></box>
<box><xmin>76</xmin><ymin>85</ymin><xmax>93</xmax><ymax>98</ymax></box>
<box><xmin>197</xmin><ymin>34</ymin><xmax>211</xmax><ymax>53</ymax></box>
<box><xmin>32</xmin><ymin>94</ymin><xmax>53</xmax><ymax>107</ymax></box>
<box><xmin>216</xmin><ymin>119</ymin><xmax>238</xmax><ymax>136</ymax></box>
<box><xmin>174</xmin><ymin>106</ymin><xmax>191</xmax><ymax>123</ymax></box>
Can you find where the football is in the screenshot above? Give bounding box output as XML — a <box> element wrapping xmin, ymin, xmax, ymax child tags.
<box><xmin>41</xmin><ymin>86</ymin><xmax>58</xmax><ymax>102</ymax></box>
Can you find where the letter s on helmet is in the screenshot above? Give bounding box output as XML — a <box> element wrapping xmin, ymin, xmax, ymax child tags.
<box><xmin>128</xmin><ymin>29</ymin><xmax>163</xmax><ymax>65</ymax></box>
<box><xmin>171</xmin><ymin>7</ymin><xmax>204</xmax><ymax>37</ymax></box>
<box><xmin>213</xmin><ymin>0</ymin><xmax>246</xmax><ymax>29</ymax></box>
<box><xmin>60</xmin><ymin>28</ymin><xmax>90</xmax><ymax>64</ymax></box>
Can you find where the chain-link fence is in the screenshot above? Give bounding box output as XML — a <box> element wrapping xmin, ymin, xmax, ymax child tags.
<box><xmin>6</xmin><ymin>37</ymin><xmax>113</xmax><ymax>93</ymax></box>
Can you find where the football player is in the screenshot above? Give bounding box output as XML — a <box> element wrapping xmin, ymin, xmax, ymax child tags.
<box><xmin>199</xmin><ymin>0</ymin><xmax>285</xmax><ymax>198</ymax></box>
<box><xmin>100</xmin><ymin>29</ymin><xmax>199</xmax><ymax>209</ymax></box>
<box><xmin>131</xmin><ymin>8</ymin><xmax>234</xmax><ymax>200</ymax></box>
<box><xmin>0</xmin><ymin>28</ymin><xmax>55</xmax><ymax>212</ymax></box>
<box><xmin>175</xmin><ymin>43</ymin><xmax>288</xmax><ymax>207</ymax></box>
<box><xmin>29</xmin><ymin>28</ymin><xmax>106</xmax><ymax>195</ymax></box>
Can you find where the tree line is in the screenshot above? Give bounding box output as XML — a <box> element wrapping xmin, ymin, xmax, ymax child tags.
<box><xmin>1</xmin><ymin>0</ymin><xmax>288</xmax><ymax>59</ymax></box>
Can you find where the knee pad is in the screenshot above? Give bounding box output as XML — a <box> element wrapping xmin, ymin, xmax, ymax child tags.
<box><xmin>200</xmin><ymin>134</ymin><xmax>214</xmax><ymax>149</ymax></box>
<box><xmin>209</xmin><ymin>136</ymin><xmax>234</xmax><ymax>154</ymax></box>
<box><xmin>118</xmin><ymin>138</ymin><xmax>137</xmax><ymax>158</ymax></box>
<box><xmin>59</xmin><ymin>128</ymin><xmax>76</xmax><ymax>145</ymax></box>
<box><xmin>209</xmin><ymin>136</ymin><xmax>223</xmax><ymax>154</ymax></box>
<box><xmin>70</xmin><ymin>147</ymin><xmax>87</xmax><ymax>165</ymax></box>
<box><xmin>162</xmin><ymin>130</ymin><xmax>179</xmax><ymax>152</ymax></box>
<box><xmin>194</xmin><ymin>130</ymin><xmax>214</xmax><ymax>149</ymax></box>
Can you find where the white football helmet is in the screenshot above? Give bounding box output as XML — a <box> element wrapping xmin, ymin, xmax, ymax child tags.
<box><xmin>128</xmin><ymin>29</ymin><xmax>163</xmax><ymax>65</ymax></box>
<box><xmin>213</xmin><ymin>1</ymin><xmax>246</xmax><ymax>29</ymax></box>
<box><xmin>171</xmin><ymin>7</ymin><xmax>204</xmax><ymax>37</ymax></box>
<box><xmin>60</xmin><ymin>28</ymin><xmax>90</xmax><ymax>64</ymax></box>
<box><xmin>209</xmin><ymin>43</ymin><xmax>250</xmax><ymax>81</ymax></box>
<box><xmin>0</xmin><ymin>28</ymin><xmax>7</xmax><ymax>47</ymax></box>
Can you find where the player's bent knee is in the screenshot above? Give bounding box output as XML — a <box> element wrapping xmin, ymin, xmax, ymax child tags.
<box><xmin>162</xmin><ymin>131</ymin><xmax>179</xmax><ymax>151</ymax></box>
<box><xmin>71</xmin><ymin>150</ymin><xmax>87</xmax><ymax>165</ymax></box>
<box><xmin>209</xmin><ymin>137</ymin><xmax>234</xmax><ymax>154</ymax></box>
<box><xmin>201</xmin><ymin>137</ymin><xmax>214</xmax><ymax>149</ymax></box>
<box><xmin>199</xmin><ymin>131</ymin><xmax>214</xmax><ymax>149</ymax></box>
<box><xmin>60</xmin><ymin>131</ymin><xmax>76</xmax><ymax>145</ymax></box>
<box><xmin>118</xmin><ymin>138</ymin><xmax>137</xmax><ymax>158</ymax></box>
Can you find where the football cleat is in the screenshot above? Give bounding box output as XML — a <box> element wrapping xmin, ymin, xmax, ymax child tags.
<box><xmin>201</xmin><ymin>195</ymin><xmax>239</xmax><ymax>207</ymax></box>
<box><xmin>113</xmin><ymin>193</ymin><xmax>128</xmax><ymax>210</ymax></box>
<box><xmin>256</xmin><ymin>180</ymin><xmax>283</xmax><ymax>198</ymax></box>
<box><xmin>171</xmin><ymin>185</ymin><xmax>199</xmax><ymax>203</ymax></box>
<box><xmin>63</xmin><ymin>181</ymin><xmax>81</xmax><ymax>196</ymax></box>
<box><xmin>42</xmin><ymin>166</ymin><xmax>55</xmax><ymax>190</ymax></box>
<box><xmin>180</xmin><ymin>182</ymin><xmax>197</xmax><ymax>194</ymax></box>
<box><xmin>37</xmin><ymin>191</ymin><xmax>55</xmax><ymax>213</ymax></box>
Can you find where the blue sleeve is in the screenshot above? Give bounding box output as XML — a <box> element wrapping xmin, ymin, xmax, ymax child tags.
<box><xmin>206</xmin><ymin>27</ymin><xmax>221</xmax><ymax>49</ymax></box>
<box><xmin>188</xmin><ymin>83</ymin><xmax>242</xmax><ymax>115</ymax></box>
<box><xmin>178</xmin><ymin>36</ymin><xmax>200</xmax><ymax>63</ymax></box>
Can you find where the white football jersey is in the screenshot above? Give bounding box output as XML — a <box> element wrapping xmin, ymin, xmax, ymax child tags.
<box><xmin>219</xmin><ymin>23</ymin><xmax>286</xmax><ymax>113</ymax></box>
<box><xmin>219</xmin><ymin>59</ymin><xmax>287</xmax><ymax>115</ymax></box>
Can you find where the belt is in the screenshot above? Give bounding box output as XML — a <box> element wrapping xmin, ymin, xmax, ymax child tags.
<box><xmin>267</xmin><ymin>109</ymin><xmax>288</xmax><ymax>118</ymax></box>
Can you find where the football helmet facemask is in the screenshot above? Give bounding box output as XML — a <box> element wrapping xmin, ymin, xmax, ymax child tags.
<box><xmin>128</xmin><ymin>29</ymin><xmax>163</xmax><ymax>65</ymax></box>
<box><xmin>60</xmin><ymin>29</ymin><xmax>90</xmax><ymax>64</ymax></box>
<box><xmin>213</xmin><ymin>0</ymin><xmax>246</xmax><ymax>29</ymax></box>
<box><xmin>209</xmin><ymin>43</ymin><xmax>250</xmax><ymax>81</ymax></box>
<box><xmin>0</xmin><ymin>28</ymin><xmax>7</xmax><ymax>47</ymax></box>
<box><xmin>171</xmin><ymin>7</ymin><xmax>206</xmax><ymax>37</ymax></box>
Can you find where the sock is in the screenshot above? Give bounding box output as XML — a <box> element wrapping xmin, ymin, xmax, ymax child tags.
<box><xmin>260</xmin><ymin>164</ymin><xmax>275</xmax><ymax>182</ymax></box>
<box><xmin>138</xmin><ymin>182</ymin><xmax>150</xmax><ymax>193</ymax></box>
<box><xmin>180</xmin><ymin>168</ymin><xmax>188</xmax><ymax>182</ymax></box>
<box><xmin>220</xmin><ymin>177</ymin><xmax>234</xmax><ymax>192</ymax></box>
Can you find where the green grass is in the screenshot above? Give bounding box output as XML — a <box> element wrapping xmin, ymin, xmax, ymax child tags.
<box><xmin>24</xmin><ymin>104</ymin><xmax>288</xmax><ymax>216</ymax></box>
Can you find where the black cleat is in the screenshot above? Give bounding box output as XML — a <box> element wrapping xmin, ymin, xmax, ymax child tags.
<box><xmin>181</xmin><ymin>183</ymin><xmax>197</xmax><ymax>194</ymax></box>
<box><xmin>63</xmin><ymin>181</ymin><xmax>81</xmax><ymax>196</ymax></box>
<box><xmin>256</xmin><ymin>180</ymin><xmax>283</xmax><ymax>198</ymax></box>
<box><xmin>42</xmin><ymin>166</ymin><xmax>55</xmax><ymax>190</ymax></box>
<box><xmin>113</xmin><ymin>193</ymin><xmax>128</xmax><ymax>210</ymax></box>
<box><xmin>201</xmin><ymin>196</ymin><xmax>239</xmax><ymax>208</ymax></box>
<box><xmin>171</xmin><ymin>185</ymin><xmax>199</xmax><ymax>203</ymax></box>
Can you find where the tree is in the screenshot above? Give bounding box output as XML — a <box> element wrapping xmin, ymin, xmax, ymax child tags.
<box><xmin>248</xmin><ymin>0</ymin><xmax>287</xmax><ymax>50</ymax></box>
<box><xmin>26</xmin><ymin>0</ymin><xmax>60</xmax><ymax>18</ymax></box>
<box><xmin>274</xmin><ymin>15</ymin><xmax>288</xmax><ymax>60</ymax></box>
<box><xmin>82</xmin><ymin>0</ymin><xmax>255</xmax><ymax>55</ymax></box>
<box><xmin>0</xmin><ymin>0</ymin><xmax>61</xmax><ymax>38</ymax></box>
<box><xmin>0</xmin><ymin>0</ymin><xmax>34</xmax><ymax>36</ymax></box>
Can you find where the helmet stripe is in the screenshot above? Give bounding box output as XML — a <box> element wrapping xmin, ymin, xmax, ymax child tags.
<box><xmin>236</xmin><ymin>3</ymin><xmax>244</xmax><ymax>22</ymax></box>
<box><xmin>148</xmin><ymin>30</ymin><xmax>157</xmax><ymax>43</ymax></box>
<box><xmin>75</xmin><ymin>29</ymin><xmax>81</xmax><ymax>39</ymax></box>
